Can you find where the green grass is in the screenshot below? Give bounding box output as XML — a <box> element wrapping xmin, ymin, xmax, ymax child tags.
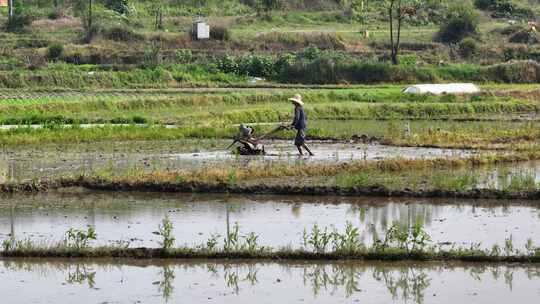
<box><xmin>0</xmin><ymin>88</ymin><xmax>535</xmax><ymax>126</ymax></box>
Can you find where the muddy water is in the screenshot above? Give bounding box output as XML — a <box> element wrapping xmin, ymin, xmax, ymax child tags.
<box><xmin>0</xmin><ymin>140</ymin><xmax>478</xmax><ymax>182</ymax></box>
<box><xmin>1</xmin><ymin>191</ymin><xmax>538</xmax><ymax>249</ymax></box>
<box><xmin>1</xmin><ymin>259</ymin><xmax>539</xmax><ymax>304</ymax></box>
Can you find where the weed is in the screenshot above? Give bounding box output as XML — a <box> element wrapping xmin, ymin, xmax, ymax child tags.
<box><xmin>206</xmin><ymin>233</ymin><xmax>220</xmax><ymax>251</ymax></box>
<box><xmin>490</xmin><ymin>244</ymin><xmax>501</xmax><ymax>256</ymax></box>
<box><xmin>304</xmin><ymin>224</ymin><xmax>332</xmax><ymax>253</ymax></box>
<box><xmin>330</xmin><ymin>222</ymin><xmax>362</xmax><ymax>253</ymax></box>
<box><xmin>378</xmin><ymin>219</ymin><xmax>431</xmax><ymax>252</ymax></box>
<box><xmin>65</xmin><ymin>227</ymin><xmax>97</xmax><ymax>249</ymax></box>
<box><xmin>504</xmin><ymin>235</ymin><xmax>514</xmax><ymax>256</ymax></box>
<box><xmin>525</xmin><ymin>238</ymin><xmax>535</xmax><ymax>256</ymax></box>
<box><xmin>224</xmin><ymin>222</ymin><xmax>240</xmax><ymax>251</ymax></box>
<box><xmin>153</xmin><ymin>216</ymin><xmax>175</xmax><ymax>250</ymax></box>
<box><xmin>244</xmin><ymin>232</ymin><xmax>260</xmax><ymax>253</ymax></box>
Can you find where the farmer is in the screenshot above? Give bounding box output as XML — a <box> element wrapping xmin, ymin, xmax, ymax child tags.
<box><xmin>289</xmin><ymin>94</ymin><xmax>314</xmax><ymax>156</ymax></box>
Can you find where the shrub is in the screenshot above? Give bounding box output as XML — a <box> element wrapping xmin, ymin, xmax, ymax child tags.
<box><xmin>498</xmin><ymin>25</ymin><xmax>523</xmax><ymax>36</ymax></box>
<box><xmin>238</xmin><ymin>54</ymin><xmax>275</xmax><ymax>77</ymax></box>
<box><xmin>216</xmin><ymin>55</ymin><xmax>240</xmax><ymax>74</ymax></box>
<box><xmin>210</xmin><ymin>26</ymin><xmax>231</xmax><ymax>41</ymax></box>
<box><xmin>474</xmin><ymin>0</ymin><xmax>534</xmax><ymax>19</ymax></box>
<box><xmin>47</xmin><ymin>43</ymin><xmax>64</xmax><ymax>60</ymax></box>
<box><xmin>175</xmin><ymin>49</ymin><xmax>193</xmax><ymax>64</ymax></box>
<box><xmin>474</xmin><ymin>0</ymin><xmax>493</xmax><ymax>10</ymax></box>
<box><xmin>509</xmin><ymin>30</ymin><xmax>539</xmax><ymax>45</ymax></box>
<box><xmin>103</xmin><ymin>26</ymin><xmax>144</xmax><ymax>42</ymax></box>
<box><xmin>459</xmin><ymin>38</ymin><xmax>478</xmax><ymax>58</ymax></box>
<box><xmin>47</xmin><ymin>9</ymin><xmax>65</xmax><ymax>20</ymax></box>
<box><xmin>16</xmin><ymin>36</ymin><xmax>49</xmax><ymax>48</ymax></box>
<box><xmin>503</xmin><ymin>45</ymin><xmax>530</xmax><ymax>61</ymax></box>
<box><xmin>437</xmin><ymin>2</ymin><xmax>479</xmax><ymax>43</ymax></box>
<box><xmin>216</xmin><ymin>54</ymin><xmax>276</xmax><ymax>77</ymax></box>
<box><xmin>104</xmin><ymin>0</ymin><xmax>131</xmax><ymax>15</ymax></box>
<box><xmin>4</xmin><ymin>12</ymin><xmax>33</xmax><ymax>33</ymax></box>
<box><xmin>259</xmin><ymin>32</ymin><xmax>346</xmax><ymax>49</ymax></box>
<box><xmin>484</xmin><ymin>60</ymin><xmax>540</xmax><ymax>83</ymax></box>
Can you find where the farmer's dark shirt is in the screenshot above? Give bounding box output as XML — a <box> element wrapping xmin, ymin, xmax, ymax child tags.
<box><xmin>292</xmin><ymin>106</ymin><xmax>307</xmax><ymax>130</ymax></box>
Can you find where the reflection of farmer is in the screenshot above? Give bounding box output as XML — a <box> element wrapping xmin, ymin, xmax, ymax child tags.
<box><xmin>289</xmin><ymin>94</ymin><xmax>314</xmax><ymax>156</ymax></box>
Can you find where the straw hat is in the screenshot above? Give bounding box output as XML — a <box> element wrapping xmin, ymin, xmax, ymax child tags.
<box><xmin>289</xmin><ymin>94</ymin><xmax>304</xmax><ymax>106</ymax></box>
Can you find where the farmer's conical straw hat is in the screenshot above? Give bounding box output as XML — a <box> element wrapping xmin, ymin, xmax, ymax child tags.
<box><xmin>289</xmin><ymin>94</ymin><xmax>304</xmax><ymax>106</ymax></box>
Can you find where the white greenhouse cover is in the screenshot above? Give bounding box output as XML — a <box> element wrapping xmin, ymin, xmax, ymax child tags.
<box><xmin>403</xmin><ymin>83</ymin><xmax>481</xmax><ymax>94</ymax></box>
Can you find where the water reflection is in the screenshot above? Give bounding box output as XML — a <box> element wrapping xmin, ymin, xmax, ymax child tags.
<box><xmin>65</xmin><ymin>264</ymin><xmax>96</xmax><ymax>288</ymax></box>
<box><xmin>1</xmin><ymin>192</ymin><xmax>540</xmax><ymax>249</ymax></box>
<box><xmin>2</xmin><ymin>260</ymin><xmax>539</xmax><ymax>303</ymax></box>
<box><xmin>373</xmin><ymin>267</ymin><xmax>431</xmax><ymax>304</ymax></box>
<box><xmin>153</xmin><ymin>265</ymin><xmax>175</xmax><ymax>302</ymax></box>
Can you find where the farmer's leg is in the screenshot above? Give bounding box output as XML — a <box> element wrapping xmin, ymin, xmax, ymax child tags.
<box><xmin>302</xmin><ymin>144</ymin><xmax>314</xmax><ymax>156</ymax></box>
<box><xmin>296</xmin><ymin>145</ymin><xmax>304</xmax><ymax>155</ymax></box>
<box><xmin>294</xmin><ymin>130</ymin><xmax>306</xmax><ymax>155</ymax></box>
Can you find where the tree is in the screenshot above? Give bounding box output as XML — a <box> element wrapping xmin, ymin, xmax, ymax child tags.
<box><xmin>75</xmin><ymin>0</ymin><xmax>95</xmax><ymax>42</ymax></box>
<box><xmin>5</xmin><ymin>0</ymin><xmax>32</xmax><ymax>32</ymax></box>
<box><xmin>382</xmin><ymin>0</ymin><xmax>418</xmax><ymax>65</ymax></box>
<box><xmin>8</xmin><ymin>0</ymin><xmax>14</xmax><ymax>21</ymax></box>
<box><xmin>87</xmin><ymin>0</ymin><xmax>93</xmax><ymax>37</ymax></box>
<box><xmin>350</xmin><ymin>0</ymin><xmax>368</xmax><ymax>22</ymax></box>
<box><xmin>152</xmin><ymin>2</ymin><xmax>164</xmax><ymax>30</ymax></box>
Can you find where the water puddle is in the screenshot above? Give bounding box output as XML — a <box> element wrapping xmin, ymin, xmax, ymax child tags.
<box><xmin>1</xmin><ymin>259</ymin><xmax>538</xmax><ymax>303</ymax></box>
<box><xmin>1</xmin><ymin>191</ymin><xmax>538</xmax><ymax>249</ymax></box>
<box><xmin>0</xmin><ymin>140</ymin><xmax>478</xmax><ymax>182</ymax></box>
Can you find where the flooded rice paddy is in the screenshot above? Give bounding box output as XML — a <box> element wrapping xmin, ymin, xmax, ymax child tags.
<box><xmin>0</xmin><ymin>140</ymin><xmax>478</xmax><ymax>182</ymax></box>
<box><xmin>1</xmin><ymin>259</ymin><xmax>539</xmax><ymax>303</ymax></box>
<box><xmin>1</xmin><ymin>191</ymin><xmax>539</xmax><ymax>250</ymax></box>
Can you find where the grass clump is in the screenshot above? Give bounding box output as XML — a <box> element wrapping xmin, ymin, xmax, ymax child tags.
<box><xmin>210</xmin><ymin>25</ymin><xmax>231</xmax><ymax>41</ymax></box>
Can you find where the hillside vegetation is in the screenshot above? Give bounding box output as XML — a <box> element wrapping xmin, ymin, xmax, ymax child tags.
<box><xmin>0</xmin><ymin>0</ymin><xmax>539</xmax><ymax>87</ymax></box>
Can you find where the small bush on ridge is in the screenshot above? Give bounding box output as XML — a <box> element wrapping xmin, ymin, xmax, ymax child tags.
<box><xmin>47</xmin><ymin>43</ymin><xmax>64</xmax><ymax>60</ymax></box>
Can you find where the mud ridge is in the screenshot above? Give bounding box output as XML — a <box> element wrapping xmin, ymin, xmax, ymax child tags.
<box><xmin>1</xmin><ymin>247</ymin><xmax>539</xmax><ymax>263</ymax></box>
<box><xmin>3</xmin><ymin>178</ymin><xmax>540</xmax><ymax>200</ymax></box>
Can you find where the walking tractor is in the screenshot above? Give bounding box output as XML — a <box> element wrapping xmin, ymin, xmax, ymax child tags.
<box><xmin>227</xmin><ymin>94</ymin><xmax>314</xmax><ymax>156</ymax></box>
<box><xmin>227</xmin><ymin>124</ymin><xmax>287</xmax><ymax>155</ymax></box>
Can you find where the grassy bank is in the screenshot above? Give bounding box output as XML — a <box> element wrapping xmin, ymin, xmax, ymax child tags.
<box><xmin>0</xmin><ymin>89</ymin><xmax>534</xmax><ymax>125</ymax></box>
<box><xmin>1</xmin><ymin>61</ymin><xmax>540</xmax><ymax>89</ymax></box>
<box><xmin>3</xmin><ymin>152</ymin><xmax>540</xmax><ymax>199</ymax></box>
